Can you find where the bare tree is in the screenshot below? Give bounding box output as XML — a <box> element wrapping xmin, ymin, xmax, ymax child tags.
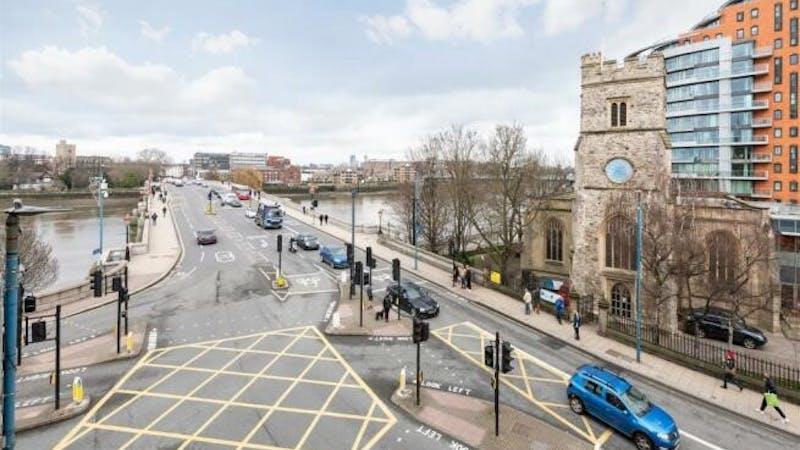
<box><xmin>136</xmin><ymin>148</ymin><xmax>172</xmax><ymax>165</ymax></box>
<box><xmin>409</xmin><ymin>133</ymin><xmax>451</xmax><ymax>253</ymax></box>
<box><xmin>440</xmin><ymin>125</ymin><xmax>479</xmax><ymax>257</ymax></box>
<box><xmin>387</xmin><ymin>182</ymin><xmax>415</xmax><ymax>243</ymax></box>
<box><xmin>0</xmin><ymin>223</ymin><xmax>59</xmax><ymax>292</ymax></box>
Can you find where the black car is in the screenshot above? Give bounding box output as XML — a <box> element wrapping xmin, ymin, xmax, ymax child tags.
<box><xmin>196</xmin><ymin>229</ymin><xmax>217</xmax><ymax>245</ymax></box>
<box><xmin>295</xmin><ymin>234</ymin><xmax>320</xmax><ymax>250</ymax></box>
<box><xmin>685</xmin><ymin>308</ymin><xmax>767</xmax><ymax>349</ymax></box>
<box><xmin>385</xmin><ymin>281</ymin><xmax>439</xmax><ymax>319</ymax></box>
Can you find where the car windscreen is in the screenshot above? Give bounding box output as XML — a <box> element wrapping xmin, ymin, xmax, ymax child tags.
<box><xmin>622</xmin><ymin>386</ymin><xmax>652</xmax><ymax>417</ymax></box>
<box><xmin>197</xmin><ymin>230</ymin><xmax>214</xmax><ymax>236</ymax></box>
<box><xmin>331</xmin><ymin>248</ymin><xmax>346</xmax><ymax>257</ymax></box>
<box><xmin>266</xmin><ymin>209</ymin><xmax>282</xmax><ymax>217</ymax></box>
<box><xmin>404</xmin><ymin>286</ymin><xmax>423</xmax><ymax>300</ymax></box>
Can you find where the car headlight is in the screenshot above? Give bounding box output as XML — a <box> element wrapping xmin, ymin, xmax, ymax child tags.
<box><xmin>657</xmin><ymin>432</ymin><xmax>672</xmax><ymax>441</ymax></box>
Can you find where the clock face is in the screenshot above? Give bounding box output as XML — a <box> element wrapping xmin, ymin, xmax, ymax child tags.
<box><xmin>605</xmin><ymin>158</ymin><xmax>634</xmax><ymax>184</ymax></box>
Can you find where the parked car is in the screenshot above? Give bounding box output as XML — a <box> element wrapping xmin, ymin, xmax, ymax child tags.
<box><xmin>685</xmin><ymin>308</ymin><xmax>767</xmax><ymax>349</ymax></box>
<box><xmin>295</xmin><ymin>234</ymin><xmax>320</xmax><ymax>250</ymax></box>
<box><xmin>237</xmin><ymin>191</ymin><xmax>251</xmax><ymax>200</ymax></box>
<box><xmin>196</xmin><ymin>229</ymin><xmax>217</xmax><ymax>245</ymax></box>
<box><xmin>320</xmin><ymin>246</ymin><xmax>349</xmax><ymax>269</ymax></box>
<box><xmin>567</xmin><ymin>365</ymin><xmax>679</xmax><ymax>450</ymax></box>
<box><xmin>384</xmin><ymin>281</ymin><xmax>440</xmax><ymax>319</ymax></box>
<box><xmin>222</xmin><ymin>194</ymin><xmax>242</xmax><ymax>207</ymax></box>
<box><xmin>245</xmin><ymin>208</ymin><xmax>256</xmax><ymax>219</ymax></box>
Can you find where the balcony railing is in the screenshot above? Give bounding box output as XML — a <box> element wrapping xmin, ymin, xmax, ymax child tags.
<box><xmin>672</xmin><ymin>170</ymin><xmax>768</xmax><ymax>179</ymax></box>
<box><xmin>753</xmin><ymin>82</ymin><xmax>773</xmax><ymax>93</ymax></box>
<box><xmin>752</xmin><ymin>117</ymin><xmax>772</xmax><ymax>127</ymax></box>
<box><xmin>753</xmin><ymin>46</ymin><xmax>773</xmax><ymax>58</ymax></box>
<box><xmin>732</xmin><ymin>153</ymin><xmax>772</xmax><ymax>162</ymax></box>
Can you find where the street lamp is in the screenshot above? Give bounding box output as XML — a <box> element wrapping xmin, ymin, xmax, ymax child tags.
<box><xmin>91</xmin><ymin>172</ymin><xmax>109</xmax><ymax>263</ymax></box>
<box><xmin>378</xmin><ymin>209</ymin><xmax>384</xmax><ymax>235</ymax></box>
<box><xmin>3</xmin><ymin>199</ymin><xmax>69</xmax><ymax>449</ymax></box>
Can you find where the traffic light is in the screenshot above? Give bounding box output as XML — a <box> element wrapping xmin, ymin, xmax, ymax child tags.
<box><xmin>346</xmin><ymin>243</ymin><xmax>354</xmax><ymax>267</ymax></box>
<box><xmin>23</xmin><ymin>295</ymin><xmax>36</xmax><ymax>313</ymax></box>
<box><xmin>277</xmin><ymin>234</ymin><xmax>283</xmax><ymax>252</ymax></box>
<box><xmin>354</xmin><ymin>261</ymin><xmax>363</xmax><ymax>284</ymax></box>
<box><xmin>208</xmin><ymin>191</ymin><xmax>212</xmax><ymax>201</ymax></box>
<box><xmin>118</xmin><ymin>287</ymin><xmax>129</xmax><ymax>303</ymax></box>
<box><xmin>32</xmin><ymin>321</ymin><xmax>47</xmax><ymax>343</ymax></box>
<box><xmin>366</xmin><ymin>246</ymin><xmax>375</xmax><ymax>268</ymax></box>
<box><xmin>412</xmin><ymin>317</ymin><xmax>429</xmax><ymax>344</ymax></box>
<box><xmin>90</xmin><ymin>270</ymin><xmax>102</xmax><ymax>297</ymax></box>
<box><xmin>501</xmin><ymin>341</ymin><xmax>515</xmax><ymax>373</ymax></box>
<box><xmin>484</xmin><ymin>344</ymin><xmax>494</xmax><ymax>368</ymax></box>
<box><xmin>392</xmin><ymin>258</ymin><xmax>400</xmax><ymax>282</ymax></box>
<box><xmin>112</xmin><ymin>275</ymin><xmax>122</xmax><ymax>292</ymax></box>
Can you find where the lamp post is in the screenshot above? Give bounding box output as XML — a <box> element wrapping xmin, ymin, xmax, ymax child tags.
<box><xmin>350</xmin><ymin>179</ymin><xmax>357</xmax><ymax>297</ymax></box>
<box><xmin>413</xmin><ymin>177</ymin><xmax>420</xmax><ymax>270</ymax></box>
<box><xmin>378</xmin><ymin>209</ymin><xmax>383</xmax><ymax>235</ymax></box>
<box><xmin>92</xmin><ymin>172</ymin><xmax>108</xmax><ymax>263</ymax></box>
<box><xmin>3</xmin><ymin>199</ymin><xmax>69</xmax><ymax>449</ymax></box>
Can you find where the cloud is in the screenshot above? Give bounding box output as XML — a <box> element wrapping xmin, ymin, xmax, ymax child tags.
<box><xmin>76</xmin><ymin>4</ymin><xmax>103</xmax><ymax>37</ymax></box>
<box><xmin>361</xmin><ymin>0</ymin><xmax>536</xmax><ymax>44</ymax></box>
<box><xmin>192</xmin><ymin>30</ymin><xmax>258</xmax><ymax>54</ymax></box>
<box><xmin>139</xmin><ymin>20</ymin><xmax>171</xmax><ymax>42</ymax></box>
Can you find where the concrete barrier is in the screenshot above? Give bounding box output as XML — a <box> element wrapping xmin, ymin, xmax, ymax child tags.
<box><xmin>34</xmin><ymin>260</ymin><xmax>128</xmax><ymax>311</ymax></box>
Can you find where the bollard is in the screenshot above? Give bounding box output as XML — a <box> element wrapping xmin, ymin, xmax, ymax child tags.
<box><xmin>126</xmin><ymin>331</ymin><xmax>134</xmax><ymax>353</ymax></box>
<box><xmin>399</xmin><ymin>366</ymin><xmax>406</xmax><ymax>391</ymax></box>
<box><xmin>72</xmin><ymin>376</ymin><xmax>84</xmax><ymax>403</ymax></box>
<box><xmin>332</xmin><ymin>312</ymin><xmax>341</xmax><ymax>329</ymax></box>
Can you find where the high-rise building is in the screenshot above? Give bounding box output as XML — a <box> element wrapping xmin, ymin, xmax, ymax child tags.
<box><xmin>349</xmin><ymin>154</ymin><xmax>357</xmax><ymax>168</ymax></box>
<box><xmin>55</xmin><ymin>139</ymin><xmax>77</xmax><ymax>169</ymax></box>
<box><xmin>230</xmin><ymin>152</ymin><xmax>267</xmax><ymax>170</ymax></box>
<box><xmin>634</xmin><ymin>0</ymin><xmax>799</xmax><ymax>203</ymax></box>
<box><xmin>191</xmin><ymin>152</ymin><xmax>230</xmax><ymax>175</ymax></box>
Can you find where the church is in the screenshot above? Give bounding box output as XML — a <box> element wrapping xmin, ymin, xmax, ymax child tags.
<box><xmin>522</xmin><ymin>52</ymin><xmax>782</xmax><ymax>332</ymax></box>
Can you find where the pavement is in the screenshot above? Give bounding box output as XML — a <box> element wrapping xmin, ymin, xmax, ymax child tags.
<box><xmin>324</xmin><ymin>281</ymin><xmax>412</xmax><ymax>337</ymax></box>
<box><xmin>267</xmin><ymin>191</ymin><xmax>800</xmax><ymax>438</ymax></box>
<box><xmin>17</xmin><ymin>183</ymin><xmax>800</xmax><ymax>450</ymax></box>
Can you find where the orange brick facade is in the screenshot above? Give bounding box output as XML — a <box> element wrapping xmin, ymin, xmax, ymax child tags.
<box><xmin>679</xmin><ymin>0</ymin><xmax>799</xmax><ymax>203</ymax></box>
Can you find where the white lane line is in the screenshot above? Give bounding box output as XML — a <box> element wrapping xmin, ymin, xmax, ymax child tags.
<box><xmin>200</xmin><ymin>251</ymin><xmax>205</xmax><ymax>263</ymax></box>
<box><xmin>147</xmin><ymin>328</ymin><xmax>158</xmax><ymax>351</ymax></box>
<box><xmin>258</xmin><ymin>268</ymin><xmax>272</xmax><ymax>281</ymax></box>
<box><xmin>680</xmin><ymin>430</ymin><xmax>728</xmax><ymax>450</ymax></box>
<box><xmin>182</xmin><ymin>266</ymin><xmax>197</xmax><ymax>279</ymax></box>
<box><xmin>17</xmin><ymin>367</ymin><xmax>87</xmax><ymax>384</ymax></box>
<box><xmin>284</xmin><ymin>225</ymin><xmax>300</xmax><ymax>235</ymax></box>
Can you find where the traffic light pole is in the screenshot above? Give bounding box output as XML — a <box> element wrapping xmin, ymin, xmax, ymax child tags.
<box><xmin>358</xmin><ymin>262</ymin><xmax>364</xmax><ymax>328</ymax></box>
<box><xmin>55</xmin><ymin>305</ymin><xmax>61</xmax><ymax>410</ymax></box>
<box><xmin>416</xmin><ymin>337</ymin><xmax>421</xmax><ymax>406</ymax></box>
<box><xmin>495</xmin><ymin>331</ymin><xmax>500</xmax><ymax>437</ymax></box>
<box><xmin>116</xmin><ymin>290</ymin><xmax>122</xmax><ymax>354</ymax></box>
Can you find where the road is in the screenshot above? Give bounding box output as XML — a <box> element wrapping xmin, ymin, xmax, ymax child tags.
<box><xmin>16</xmin><ymin>184</ymin><xmax>798</xmax><ymax>450</ymax></box>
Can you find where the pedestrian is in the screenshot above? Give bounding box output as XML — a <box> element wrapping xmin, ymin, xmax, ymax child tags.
<box><xmin>533</xmin><ymin>288</ymin><xmax>541</xmax><ymax>314</ymax></box>
<box><xmin>460</xmin><ymin>266</ymin><xmax>467</xmax><ymax>289</ymax></box>
<box><xmin>721</xmin><ymin>350</ymin><xmax>743</xmax><ymax>391</ymax></box>
<box><xmin>555</xmin><ymin>297</ymin><xmax>565</xmax><ymax>324</ymax></box>
<box><xmin>465</xmin><ymin>267</ymin><xmax>472</xmax><ymax>290</ymax></box>
<box><xmin>758</xmin><ymin>373</ymin><xmax>789</xmax><ymax>423</ymax></box>
<box><xmin>151</xmin><ymin>212</ymin><xmax>158</xmax><ymax>225</ymax></box>
<box><xmin>452</xmin><ymin>264</ymin><xmax>459</xmax><ymax>287</ymax></box>
<box><xmin>302</xmin><ymin>205</ymin><xmax>306</xmax><ymax>215</ymax></box>
<box><xmin>572</xmin><ymin>310</ymin><xmax>582</xmax><ymax>340</ymax></box>
<box><xmin>523</xmin><ymin>289</ymin><xmax>532</xmax><ymax>315</ymax></box>
<box><xmin>383</xmin><ymin>296</ymin><xmax>391</xmax><ymax>322</ymax></box>
<box><xmin>319</xmin><ymin>214</ymin><xmax>324</xmax><ymax>226</ymax></box>
<box><xmin>324</xmin><ymin>214</ymin><xmax>329</xmax><ymax>224</ymax></box>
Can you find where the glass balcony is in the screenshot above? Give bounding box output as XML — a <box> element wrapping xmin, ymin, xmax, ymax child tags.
<box><xmin>753</xmin><ymin>81</ymin><xmax>773</xmax><ymax>93</ymax></box>
<box><xmin>753</xmin><ymin>46</ymin><xmax>773</xmax><ymax>58</ymax></box>
<box><xmin>672</xmin><ymin>170</ymin><xmax>768</xmax><ymax>179</ymax></box>
<box><xmin>750</xmin><ymin>190</ymin><xmax>773</xmax><ymax>198</ymax></box>
<box><xmin>752</xmin><ymin>117</ymin><xmax>772</xmax><ymax>127</ymax></box>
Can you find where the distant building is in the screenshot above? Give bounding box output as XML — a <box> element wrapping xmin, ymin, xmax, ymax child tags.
<box><xmin>393</xmin><ymin>164</ymin><xmax>416</xmax><ymax>183</ymax></box>
<box><xmin>263</xmin><ymin>165</ymin><xmax>301</xmax><ymax>186</ymax></box>
<box><xmin>55</xmin><ymin>139</ymin><xmax>77</xmax><ymax>170</ymax></box>
<box><xmin>192</xmin><ymin>152</ymin><xmax>230</xmax><ymax>176</ymax></box>
<box><xmin>362</xmin><ymin>159</ymin><xmax>408</xmax><ymax>182</ymax></box>
<box><xmin>333</xmin><ymin>169</ymin><xmax>359</xmax><ymax>186</ymax></box>
<box><xmin>230</xmin><ymin>152</ymin><xmax>268</xmax><ymax>170</ymax></box>
<box><xmin>267</xmin><ymin>155</ymin><xmax>291</xmax><ymax>168</ymax></box>
<box><xmin>76</xmin><ymin>155</ymin><xmax>112</xmax><ymax>170</ymax></box>
<box><xmin>164</xmin><ymin>164</ymin><xmax>189</xmax><ymax>178</ymax></box>
<box><xmin>0</xmin><ymin>144</ymin><xmax>11</xmax><ymax>160</ymax></box>
<box><xmin>14</xmin><ymin>169</ymin><xmax>55</xmax><ymax>191</ymax></box>
<box><xmin>349</xmin><ymin>154</ymin><xmax>357</xmax><ymax>168</ymax></box>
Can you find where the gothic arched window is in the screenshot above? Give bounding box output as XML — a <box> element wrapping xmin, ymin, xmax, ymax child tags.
<box><xmin>619</xmin><ymin>102</ymin><xmax>627</xmax><ymax>126</ymax></box>
<box><xmin>606</xmin><ymin>215</ymin><xmax>636</xmax><ymax>270</ymax></box>
<box><xmin>545</xmin><ymin>218</ymin><xmax>564</xmax><ymax>262</ymax></box>
<box><xmin>611</xmin><ymin>102</ymin><xmax>619</xmax><ymax>127</ymax></box>
<box><xmin>611</xmin><ymin>283</ymin><xmax>632</xmax><ymax>318</ymax></box>
<box><xmin>707</xmin><ymin>230</ymin><xmax>738</xmax><ymax>288</ymax></box>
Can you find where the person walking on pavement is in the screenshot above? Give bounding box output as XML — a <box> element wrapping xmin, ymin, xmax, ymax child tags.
<box><xmin>465</xmin><ymin>267</ymin><xmax>472</xmax><ymax>290</ymax></box>
<box><xmin>523</xmin><ymin>289</ymin><xmax>532</xmax><ymax>315</ymax></box>
<box><xmin>324</xmin><ymin>214</ymin><xmax>329</xmax><ymax>224</ymax></box>
<box><xmin>721</xmin><ymin>350</ymin><xmax>743</xmax><ymax>391</ymax></box>
<box><xmin>162</xmin><ymin>206</ymin><xmax>167</xmax><ymax>217</ymax></box>
<box><xmin>572</xmin><ymin>310</ymin><xmax>582</xmax><ymax>340</ymax></box>
<box><xmin>383</xmin><ymin>295</ymin><xmax>391</xmax><ymax>322</ymax></box>
<box><xmin>319</xmin><ymin>214</ymin><xmax>324</xmax><ymax>226</ymax></box>
<box><xmin>555</xmin><ymin>297</ymin><xmax>565</xmax><ymax>324</ymax></box>
<box><xmin>452</xmin><ymin>264</ymin><xmax>459</xmax><ymax>287</ymax></box>
<box><xmin>302</xmin><ymin>205</ymin><xmax>306</xmax><ymax>215</ymax></box>
<box><xmin>758</xmin><ymin>372</ymin><xmax>789</xmax><ymax>423</ymax></box>
<box><xmin>151</xmin><ymin>212</ymin><xmax>158</xmax><ymax>226</ymax></box>
<box><xmin>460</xmin><ymin>266</ymin><xmax>466</xmax><ymax>289</ymax></box>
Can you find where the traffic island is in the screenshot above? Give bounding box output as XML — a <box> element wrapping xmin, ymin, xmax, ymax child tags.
<box><xmin>391</xmin><ymin>386</ymin><xmax>591</xmax><ymax>450</ymax></box>
<box><xmin>324</xmin><ymin>299</ymin><xmax>412</xmax><ymax>336</ymax></box>
<box><xmin>17</xmin><ymin>397</ymin><xmax>91</xmax><ymax>432</ymax></box>
<box><xmin>18</xmin><ymin>321</ymin><xmax>148</xmax><ymax>376</ymax></box>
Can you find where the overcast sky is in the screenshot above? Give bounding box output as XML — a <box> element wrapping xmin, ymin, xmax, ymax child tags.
<box><xmin>1</xmin><ymin>0</ymin><xmax>720</xmax><ymax>165</ymax></box>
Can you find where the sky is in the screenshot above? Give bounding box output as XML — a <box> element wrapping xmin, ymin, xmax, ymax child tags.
<box><xmin>0</xmin><ymin>0</ymin><xmax>721</xmax><ymax>165</ymax></box>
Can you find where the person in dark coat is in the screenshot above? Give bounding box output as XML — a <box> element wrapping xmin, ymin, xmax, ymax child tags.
<box><xmin>319</xmin><ymin>214</ymin><xmax>324</xmax><ymax>226</ymax></box>
<box><xmin>465</xmin><ymin>267</ymin><xmax>472</xmax><ymax>290</ymax></box>
<box><xmin>572</xmin><ymin>310</ymin><xmax>582</xmax><ymax>340</ymax></box>
<box><xmin>452</xmin><ymin>264</ymin><xmax>459</xmax><ymax>287</ymax></box>
<box><xmin>758</xmin><ymin>372</ymin><xmax>788</xmax><ymax>423</ymax></box>
<box><xmin>721</xmin><ymin>350</ymin><xmax>743</xmax><ymax>391</ymax></box>
<box><xmin>324</xmin><ymin>214</ymin><xmax>329</xmax><ymax>224</ymax></box>
<box><xmin>151</xmin><ymin>212</ymin><xmax>158</xmax><ymax>225</ymax></box>
<box><xmin>383</xmin><ymin>295</ymin><xmax>391</xmax><ymax>322</ymax></box>
<box><xmin>162</xmin><ymin>206</ymin><xmax>167</xmax><ymax>217</ymax></box>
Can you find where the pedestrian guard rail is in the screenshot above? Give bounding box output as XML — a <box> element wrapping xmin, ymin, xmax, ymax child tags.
<box><xmin>31</xmin><ymin>260</ymin><xmax>128</xmax><ymax>314</ymax></box>
<box><xmin>607</xmin><ymin>316</ymin><xmax>800</xmax><ymax>402</ymax></box>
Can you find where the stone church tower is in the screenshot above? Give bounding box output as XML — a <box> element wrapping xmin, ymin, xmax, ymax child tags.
<box><xmin>571</xmin><ymin>53</ymin><xmax>672</xmax><ymax>305</ymax></box>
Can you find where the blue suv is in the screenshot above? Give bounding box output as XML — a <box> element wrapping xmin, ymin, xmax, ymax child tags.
<box><xmin>567</xmin><ymin>365</ymin><xmax>679</xmax><ymax>450</ymax></box>
<box><xmin>320</xmin><ymin>246</ymin><xmax>349</xmax><ymax>269</ymax></box>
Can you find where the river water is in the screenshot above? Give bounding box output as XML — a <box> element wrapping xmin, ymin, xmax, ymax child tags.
<box><xmin>288</xmin><ymin>192</ymin><xmax>400</xmax><ymax>228</ymax></box>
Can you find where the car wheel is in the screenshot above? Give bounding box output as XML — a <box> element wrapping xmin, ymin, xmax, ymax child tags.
<box><xmin>743</xmin><ymin>338</ymin><xmax>757</xmax><ymax>349</ymax></box>
<box><xmin>633</xmin><ymin>432</ymin><xmax>654</xmax><ymax>450</ymax></box>
<box><xmin>568</xmin><ymin>396</ymin><xmax>585</xmax><ymax>415</ymax></box>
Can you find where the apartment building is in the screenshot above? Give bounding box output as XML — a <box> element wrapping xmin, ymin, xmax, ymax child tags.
<box><xmin>648</xmin><ymin>0</ymin><xmax>799</xmax><ymax>203</ymax></box>
<box><xmin>229</xmin><ymin>152</ymin><xmax>267</xmax><ymax>170</ymax></box>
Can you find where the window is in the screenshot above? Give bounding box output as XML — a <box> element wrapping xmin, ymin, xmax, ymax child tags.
<box><xmin>585</xmin><ymin>380</ymin><xmax>602</xmax><ymax>396</ymax></box>
<box><xmin>775</xmin><ymin>109</ymin><xmax>783</xmax><ymax>119</ymax></box>
<box><xmin>791</xmin><ymin>72</ymin><xmax>798</xmax><ymax>118</ymax></box>
<box><xmin>775</xmin><ymin>181</ymin><xmax>783</xmax><ymax>191</ymax></box>
<box><xmin>716</xmin><ymin>33</ymin><xmax>723</xmax><ymax>39</ymax></box>
<box><xmin>611</xmin><ymin>103</ymin><xmax>618</xmax><ymax>127</ymax></box>
<box><xmin>792</xmin><ymin>127</ymin><xmax>799</xmax><ymax>137</ymax></box>
<box><xmin>606</xmin><ymin>392</ymin><xmax>626</xmax><ymax>411</ymax></box>
<box><xmin>751</xmin><ymin>25</ymin><xmax>759</xmax><ymax>36</ymax></box>
<box><xmin>775</xmin><ymin>145</ymin><xmax>783</xmax><ymax>156</ymax></box>
<box><xmin>737</xmin><ymin>11</ymin><xmax>744</xmax><ymax>21</ymax></box>
<box><xmin>791</xmin><ymin>181</ymin><xmax>798</xmax><ymax>192</ymax></box>
<box><xmin>791</xmin><ymin>18</ymin><xmax>798</xmax><ymax>46</ymax></box>
<box><xmin>545</xmin><ymin>218</ymin><xmax>563</xmax><ymax>262</ymax></box>
<box><xmin>794</xmin><ymin>0</ymin><xmax>799</xmax><ymax>10</ymax></box>
<box><xmin>775</xmin><ymin>163</ymin><xmax>783</xmax><ymax>173</ymax></box>
<box><xmin>619</xmin><ymin>102</ymin><xmax>627</xmax><ymax>126</ymax></box>
<box><xmin>776</xmin><ymin>38</ymin><xmax>784</xmax><ymax>49</ymax></box>
<box><xmin>751</xmin><ymin>8</ymin><xmax>759</xmax><ymax>18</ymax></box>
<box><xmin>775</xmin><ymin>2</ymin><xmax>784</xmax><ymax>31</ymax></box>
<box><xmin>611</xmin><ymin>284</ymin><xmax>632</xmax><ymax>318</ymax></box>
<box><xmin>791</xmin><ymin>54</ymin><xmax>799</xmax><ymax>65</ymax></box>
<box><xmin>775</xmin><ymin>91</ymin><xmax>783</xmax><ymax>102</ymax></box>
<box><xmin>775</xmin><ymin>57</ymin><xmax>783</xmax><ymax>84</ymax></box>
<box><xmin>737</xmin><ymin>28</ymin><xmax>745</xmax><ymax>39</ymax></box>
<box><xmin>708</xmin><ymin>231</ymin><xmax>738</xmax><ymax>288</ymax></box>
<box><xmin>791</xmin><ymin>145</ymin><xmax>798</xmax><ymax>173</ymax></box>
<box><xmin>775</xmin><ymin>128</ymin><xmax>783</xmax><ymax>138</ymax></box>
<box><xmin>606</xmin><ymin>216</ymin><xmax>635</xmax><ymax>270</ymax></box>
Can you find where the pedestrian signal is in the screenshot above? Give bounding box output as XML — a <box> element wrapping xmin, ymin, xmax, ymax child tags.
<box><xmin>392</xmin><ymin>258</ymin><xmax>400</xmax><ymax>282</ymax></box>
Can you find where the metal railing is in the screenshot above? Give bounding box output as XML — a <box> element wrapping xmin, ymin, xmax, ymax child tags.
<box><xmin>607</xmin><ymin>317</ymin><xmax>800</xmax><ymax>393</ymax></box>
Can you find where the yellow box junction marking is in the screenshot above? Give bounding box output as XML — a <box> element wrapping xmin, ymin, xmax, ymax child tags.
<box><xmin>432</xmin><ymin>321</ymin><xmax>611</xmax><ymax>447</ymax></box>
<box><xmin>55</xmin><ymin>326</ymin><xmax>397</xmax><ymax>450</ymax></box>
